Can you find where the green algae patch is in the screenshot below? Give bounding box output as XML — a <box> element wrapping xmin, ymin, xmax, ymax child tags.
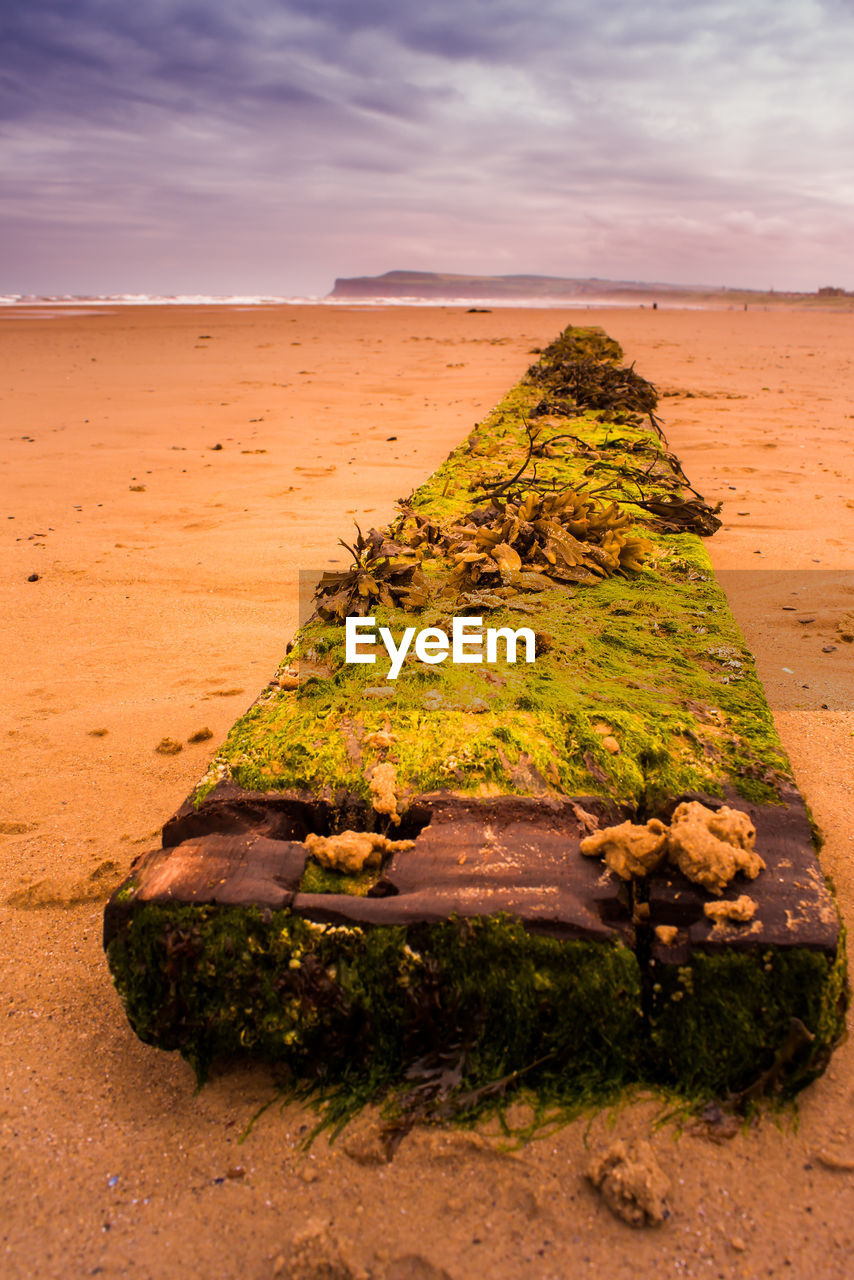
<box><xmin>106</xmin><ymin>904</ymin><xmax>643</xmax><ymax>1103</ymax></box>
<box><xmin>189</xmin><ymin>328</ymin><xmax>790</xmax><ymax>813</ymax></box>
<box><xmin>645</xmin><ymin>939</ymin><xmax>848</xmax><ymax>1098</ymax></box>
<box><xmin>197</xmin><ymin>547</ymin><xmax>789</xmax><ymax>812</ymax></box>
<box><xmin>299</xmin><ymin>860</ymin><xmax>380</xmax><ymax>897</ymax></box>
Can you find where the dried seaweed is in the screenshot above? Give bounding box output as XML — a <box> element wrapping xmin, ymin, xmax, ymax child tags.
<box><xmin>627</xmin><ymin>493</ymin><xmax>722</xmax><ymax>536</ymax></box>
<box><xmin>530</xmin><ymin>354</ymin><xmax>660</xmax><ymax>419</ymax></box>
<box><xmin>314</xmin><ymin>324</ymin><xmax>718</xmax><ymax>623</ymax></box>
<box><xmin>537</xmin><ymin>327</ymin><xmax>624</xmax><ymax>366</ymax></box>
<box><xmin>443</xmin><ymin>488</ymin><xmax>653</xmax><ymax>594</ymax></box>
<box><xmin>314</xmin><ymin>525</ymin><xmax>424</xmax><ymax>619</ymax></box>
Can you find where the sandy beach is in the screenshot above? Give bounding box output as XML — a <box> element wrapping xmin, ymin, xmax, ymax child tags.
<box><xmin>2</xmin><ymin>302</ymin><xmax>853</xmax><ymax>1279</ymax></box>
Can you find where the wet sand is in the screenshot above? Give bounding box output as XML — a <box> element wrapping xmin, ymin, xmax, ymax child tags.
<box><xmin>1</xmin><ymin>303</ymin><xmax>853</xmax><ymax>1279</ymax></box>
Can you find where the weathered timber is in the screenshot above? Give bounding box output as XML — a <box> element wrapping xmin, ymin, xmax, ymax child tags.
<box><xmin>105</xmin><ymin>327</ymin><xmax>847</xmax><ymax>1110</ymax></box>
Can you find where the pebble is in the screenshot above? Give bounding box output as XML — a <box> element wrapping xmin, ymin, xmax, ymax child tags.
<box><xmin>813</xmin><ymin>1146</ymin><xmax>854</xmax><ymax>1172</ymax></box>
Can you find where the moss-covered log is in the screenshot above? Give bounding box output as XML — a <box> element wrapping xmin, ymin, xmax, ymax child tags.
<box><xmin>105</xmin><ymin>327</ymin><xmax>846</xmax><ymax>1113</ymax></box>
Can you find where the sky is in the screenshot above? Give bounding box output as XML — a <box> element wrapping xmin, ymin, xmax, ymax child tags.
<box><xmin>2</xmin><ymin>0</ymin><xmax>853</xmax><ymax>297</ymax></box>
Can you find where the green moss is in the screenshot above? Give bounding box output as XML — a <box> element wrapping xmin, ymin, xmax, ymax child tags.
<box><xmin>299</xmin><ymin>860</ymin><xmax>380</xmax><ymax>896</ymax></box>
<box><xmin>113</xmin><ymin>878</ymin><xmax>139</xmax><ymax>904</ymax></box>
<box><xmin>646</xmin><ymin>937</ymin><xmax>848</xmax><ymax>1097</ymax></box>
<box><xmin>107</xmin><ymin>900</ymin><xmax>846</xmax><ymax>1109</ymax></box>
<box><xmin>189</xmin><ymin>334</ymin><xmax>791</xmax><ymax>811</ymax></box>
<box><xmin>106</xmin><ymin>904</ymin><xmax>643</xmax><ymax>1101</ymax></box>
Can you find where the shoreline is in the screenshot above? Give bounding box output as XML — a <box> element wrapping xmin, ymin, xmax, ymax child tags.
<box><xmin>5</xmin><ymin>292</ymin><xmax>854</xmax><ymax>314</ymax></box>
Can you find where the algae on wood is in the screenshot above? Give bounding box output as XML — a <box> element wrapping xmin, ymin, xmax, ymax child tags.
<box><xmin>105</xmin><ymin>326</ymin><xmax>846</xmax><ymax>1114</ymax></box>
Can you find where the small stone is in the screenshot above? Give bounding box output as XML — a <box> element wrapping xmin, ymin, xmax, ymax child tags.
<box><xmin>586</xmin><ymin>1138</ymin><xmax>670</xmax><ymax>1227</ymax></box>
<box><xmin>364</xmin><ymin>686</ymin><xmax>395</xmax><ymax>700</ymax></box>
<box><xmin>822</xmin><ymin>646</ymin><xmax>837</xmax><ymax>654</ymax></box>
<box><xmin>654</xmin><ymin>925</ymin><xmax>679</xmax><ymax>946</ymax></box>
<box><xmin>278</xmin><ymin>674</ymin><xmax>300</xmax><ymax>690</ymax></box>
<box><xmin>601</xmin><ymin>735</ymin><xmax>620</xmax><ymax>755</ymax></box>
<box><xmin>225</xmin><ymin>1165</ymin><xmax>245</xmax><ymax>1179</ymax></box>
<box><xmin>27</xmin><ymin>573</ymin><xmax>39</xmax><ymax>582</ymax></box>
<box><xmin>468</xmin><ymin>697</ymin><xmax>489</xmax><ymax>714</ymax></box>
<box><xmin>730</xmin><ymin>1236</ymin><xmax>747</xmax><ymax>1252</ymax></box>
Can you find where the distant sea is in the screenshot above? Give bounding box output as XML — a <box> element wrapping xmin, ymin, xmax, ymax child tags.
<box><xmin>0</xmin><ymin>292</ymin><xmax>646</xmax><ymax>309</ymax></box>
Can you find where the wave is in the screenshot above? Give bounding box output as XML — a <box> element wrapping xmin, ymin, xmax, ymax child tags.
<box><xmin>0</xmin><ymin>293</ymin><xmax>314</xmax><ymax>306</ymax></box>
<box><xmin>0</xmin><ymin>292</ymin><xmax>660</xmax><ymax>309</ymax></box>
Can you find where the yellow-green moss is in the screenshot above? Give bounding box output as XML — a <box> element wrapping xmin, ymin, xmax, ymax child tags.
<box><xmin>193</xmin><ymin>358</ymin><xmax>789</xmax><ymax>811</ymax></box>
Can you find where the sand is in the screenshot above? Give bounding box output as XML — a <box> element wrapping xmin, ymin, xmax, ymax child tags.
<box><xmin>1</xmin><ymin>302</ymin><xmax>853</xmax><ymax>1279</ymax></box>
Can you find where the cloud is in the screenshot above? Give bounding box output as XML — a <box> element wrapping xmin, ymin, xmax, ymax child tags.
<box><xmin>1</xmin><ymin>0</ymin><xmax>853</xmax><ymax>293</ymax></box>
